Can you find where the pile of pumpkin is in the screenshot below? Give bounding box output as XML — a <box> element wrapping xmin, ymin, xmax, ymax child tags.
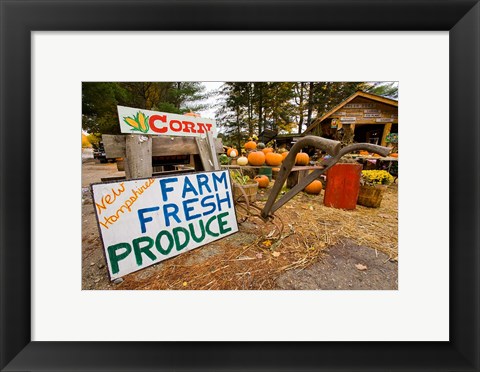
<box><xmin>227</xmin><ymin>140</ymin><xmax>311</xmax><ymax>167</ymax></box>
<box><xmin>225</xmin><ymin>140</ymin><xmax>323</xmax><ymax>195</ymax></box>
<box><xmin>358</xmin><ymin>150</ymin><xmax>398</xmax><ymax>158</ymax></box>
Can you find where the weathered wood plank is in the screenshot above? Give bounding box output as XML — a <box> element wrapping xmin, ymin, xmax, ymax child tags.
<box><xmin>103</xmin><ymin>134</ymin><xmax>223</xmax><ymax>158</ymax></box>
<box><xmin>206</xmin><ymin>131</ymin><xmax>220</xmax><ymax>170</ymax></box>
<box><xmin>381</xmin><ymin>122</ymin><xmax>393</xmax><ymax>147</ymax></box>
<box><xmin>125</xmin><ymin>135</ymin><xmax>153</xmax><ymax>179</ymax></box>
<box><xmin>101</xmin><ymin>168</ymin><xmax>196</xmax><ymax>182</ymax></box>
<box><xmin>195</xmin><ymin>137</ymin><xmax>215</xmax><ymax>171</ymax></box>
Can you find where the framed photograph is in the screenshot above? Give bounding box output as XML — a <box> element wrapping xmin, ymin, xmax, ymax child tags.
<box><xmin>1</xmin><ymin>0</ymin><xmax>479</xmax><ymax>371</ymax></box>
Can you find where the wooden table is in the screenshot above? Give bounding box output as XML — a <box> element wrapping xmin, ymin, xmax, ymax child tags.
<box><xmin>221</xmin><ymin>164</ymin><xmax>326</xmax><ymax>188</ymax></box>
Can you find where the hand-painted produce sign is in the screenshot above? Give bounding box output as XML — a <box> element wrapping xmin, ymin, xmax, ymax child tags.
<box><xmin>91</xmin><ymin>171</ymin><xmax>237</xmax><ymax>280</ymax></box>
<box><xmin>117</xmin><ymin>105</ymin><xmax>217</xmax><ymax>137</ymax></box>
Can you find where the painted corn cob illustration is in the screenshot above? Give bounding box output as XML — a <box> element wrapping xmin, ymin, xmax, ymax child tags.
<box><xmin>123</xmin><ymin>111</ymin><xmax>149</xmax><ymax>133</ymax></box>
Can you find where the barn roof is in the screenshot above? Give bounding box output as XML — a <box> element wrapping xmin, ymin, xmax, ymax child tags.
<box><xmin>303</xmin><ymin>91</ymin><xmax>398</xmax><ymax>134</ymax></box>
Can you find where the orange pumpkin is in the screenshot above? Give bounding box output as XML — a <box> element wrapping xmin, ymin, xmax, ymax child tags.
<box><xmin>390</xmin><ymin>153</ymin><xmax>398</xmax><ymax>158</ymax></box>
<box><xmin>281</xmin><ymin>151</ymin><xmax>289</xmax><ymax>160</ymax></box>
<box><xmin>254</xmin><ymin>175</ymin><xmax>269</xmax><ymax>188</ymax></box>
<box><xmin>359</xmin><ymin>150</ymin><xmax>369</xmax><ymax>156</ymax></box>
<box><xmin>265</xmin><ymin>152</ymin><xmax>283</xmax><ymax>166</ymax></box>
<box><xmin>247</xmin><ymin>151</ymin><xmax>266</xmax><ymax>166</ymax></box>
<box><xmin>295</xmin><ymin>152</ymin><xmax>310</xmax><ymax>166</ymax></box>
<box><xmin>244</xmin><ymin>141</ymin><xmax>257</xmax><ymax>151</ymax></box>
<box><xmin>262</xmin><ymin>147</ymin><xmax>274</xmax><ymax>155</ymax></box>
<box><xmin>304</xmin><ymin>180</ymin><xmax>323</xmax><ymax>194</ymax></box>
<box><xmin>227</xmin><ymin>147</ymin><xmax>237</xmax><ymax>157</ymax></box>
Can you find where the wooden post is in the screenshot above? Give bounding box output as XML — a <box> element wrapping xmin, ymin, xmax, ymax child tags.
<box><xmin>206</xmin><ymin>131</ymin><xmax>220</xmax><ymax>170</ymax></box>
<box><xmin>287</xmin><ymin>169</ymin><xmax>309</xmax><ymax>188</ymax></box>
<box><xmin>195</xmin><ymin>132</ymin><xmax>220</xmax><ymax>171</ymax></box>
<box><xmin>381</xmin><ymin>123</ymin><xmax>392</xmax><ymax>147</ymax></box>
<box><xmin>124</xmin><ymin>134</ymin><xmax>152</xmax><ymax>179</ymax></box>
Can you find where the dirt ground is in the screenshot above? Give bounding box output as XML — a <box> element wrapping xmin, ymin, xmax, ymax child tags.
<box><xmin>82</xmin><ymin>160</ymin><xmax>398</xmax><ymax>290</ymax></box>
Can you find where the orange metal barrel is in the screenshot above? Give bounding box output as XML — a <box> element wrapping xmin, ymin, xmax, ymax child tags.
<box><xmin>324</xmin><ymin>163</ymin><xmax>362</xmax><ymax>210</ymax></box>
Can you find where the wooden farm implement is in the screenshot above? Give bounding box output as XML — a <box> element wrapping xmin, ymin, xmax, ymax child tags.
<box><xmin>260</xmin><ymin>136</ymin><xmax>391</xmax><ymax>219</ymax></box>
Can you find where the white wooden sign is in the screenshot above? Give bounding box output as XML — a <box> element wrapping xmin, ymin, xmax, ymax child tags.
<box><xmin>364</xmin><ymin>113</ymin><xmax>381</xmax><ymax>118</ymax></box>
<box><xmin>344</xmin><ymin>103</ymin><xmax>375</xmax><ymax>108</ymax></box>
<box><xmin>376</xmin><ymin>118</ymin><xmax>394</xmax><ymax>122</ymax></box>
<box><xmin>364</xmin><ymin>109</ymin><xmax>380</xmax><ymax>113</ymax></box>
<box><xmin>340</xmin><ymin>117</ymin><xmax>357</xmax><ymax>122</ymax></box>
<box><xmin>91</xmin><ymin>171</ymin><xmax>238</xmax><ymax>280</ymax></box>
<box><xmin>117</xmin><ymin>105</ymin><xmax>217</xmax><ymax>137</ymax></box>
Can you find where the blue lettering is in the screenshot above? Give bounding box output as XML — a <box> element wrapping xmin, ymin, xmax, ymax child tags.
<box><xmin>201</xmin><ymin>195</ymin><xmax>216</xmax><ymax>216</ymax></box>
<box><xmin>212</xmin><ymin>171</ymin><xmax>227</xmax><ymax>192</ymax></box>
<box><xmin>182</xmin><ymin>177</ymin><xmax>199</xmax><ymax>198</ymax></box>
<box><xmin>137</xmin><ymin>206</ymin><xmax>160</xmax><ymax>233</ymax></box>
<box><xmin>159</xmin><ymin>178</ymin><xmax>178</xmax><ymax>202</ymax></box>
<box><xmin>216</xmin><ymin>191</ymin><xmax>232</xmax><ymax>211</ymax></box>
<box><xmin>196</xmin><ymin>174</ymin><xmax>212</xmax><ymax>195</ymax></box>
<box><xmin>163</xmin><ymin>203</ymin><xmax>181</xmax><ymax>227</ymax></box>
<box><xmin>182</xmin><ymin>198</ymin><xmax>201</xmax><ymax>221</ymax></box>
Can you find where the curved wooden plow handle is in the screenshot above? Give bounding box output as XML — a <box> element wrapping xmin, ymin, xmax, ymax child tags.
<box><xmin>260</xmin><ymin>136</ymin><xmax>391</xmax><ymax>219</ymax></box>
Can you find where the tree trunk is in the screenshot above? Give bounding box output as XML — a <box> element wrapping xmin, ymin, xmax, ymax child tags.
<box><xmin>298</xmin><ymin>82</ymin><xmax>305</xmax><ymax>134</ymax></box>
<box><xmin>306</xmin><ymin>82</ymin><xmax>314</xmax><ymax>128</ymax></box>
<box><xmin>258</xmin><ymin>83</ymin><xmax>263</xmax><ymax>135</ymax></box>
<box><xmin>248</xmin><ymin>83</ymin><xmax>254</xmax><ymax>137</ymax></box>
<box><xmin>236</xmin><ymin>108</ymin><xmax>242</xmax><ymax>152</ymax></box>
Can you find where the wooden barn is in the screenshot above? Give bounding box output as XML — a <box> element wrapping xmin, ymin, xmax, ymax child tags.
<box><xmin>303</xmin><ymin>91</ymin><xmax>398</xmax><ymax>147</ymax></box>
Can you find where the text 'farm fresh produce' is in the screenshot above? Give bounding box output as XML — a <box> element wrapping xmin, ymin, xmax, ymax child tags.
<box><xmin>91</xmin><ymin>171</ymin><xmax>237</xmax><ymax>280</ymax></box>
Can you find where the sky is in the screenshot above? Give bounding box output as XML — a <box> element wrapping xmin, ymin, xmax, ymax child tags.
<box><xmin>196</xmin><ymin>81</ymin><xmax>224</xmax><ymax>120</ymax></box>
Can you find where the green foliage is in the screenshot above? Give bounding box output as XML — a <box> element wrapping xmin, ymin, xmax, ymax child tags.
<box><xmin>216</xmin><ymin>81</ymin><xmax>397</xmax><ymax>147</ymax></box>
<box><xmin>82</xmin><ymin>82</ymin><xmax>128</xmax><ymax>134</ymax></box>
<box><xmin>219</xmin><ymin>154</ymin><xmax>230</xmax><ymax>165</ymax></box>
<box><xmin>82</xmin><ymin>82</ymin><xmax>210</xmax><ymax>135</ymax></box>
<box><xmin>363</xmin><ymin>82</ymin><xmax>398</xmax><ymax>99</ymax></box>
<box><xmin>230</xmin><ymin>170</ymin><xmax>251</xmax><ymax>185</ymax></box>
<box><xmin>87</xmin><ymin>133</ymin><xmax>102</xmax><ymax>148</ymax></box>
<box><xmin>385</xmin><ymin>132</ymin><xmax>398</xmax><ymax>143</ymax></box>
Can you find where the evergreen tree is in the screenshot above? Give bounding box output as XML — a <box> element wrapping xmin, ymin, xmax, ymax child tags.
<box><xmin>82</xmin><ymin>82</ymin><xmax>210</xmax><ymax>134</ymax></box>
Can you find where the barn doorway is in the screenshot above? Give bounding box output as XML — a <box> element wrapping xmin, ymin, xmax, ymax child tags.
<box><xmin>354</xmin><ymin>124</ymin><xmax>385</xmax><ymax>145</ymax></box>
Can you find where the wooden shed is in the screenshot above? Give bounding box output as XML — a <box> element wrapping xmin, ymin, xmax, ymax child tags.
<box><xmin>303</xmin><ymin>91</ymin><xmax>398</xmax><ymax>147</ymax></box>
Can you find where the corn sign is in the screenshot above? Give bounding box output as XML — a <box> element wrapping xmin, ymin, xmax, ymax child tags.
<box><xmin>118</xmin><ymin>105</ymin><xmax>217</xmax><ymax>137</ymax></box>
<box><xmin>91</xmin><ymin>171</ymin><xmax>238</xmax><ymax>280</ymax></box>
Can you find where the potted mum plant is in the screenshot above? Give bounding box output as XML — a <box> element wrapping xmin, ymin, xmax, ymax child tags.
<box><xmin>357</xmin><ymin>170</ymin><xmax>394</xmax><ymax>208</ymax></box>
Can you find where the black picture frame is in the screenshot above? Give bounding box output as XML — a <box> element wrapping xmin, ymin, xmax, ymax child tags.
<box><xmin>1</xmin><ymin>0</ymin><xmax>479</xmax><ymax>371</ymax></box>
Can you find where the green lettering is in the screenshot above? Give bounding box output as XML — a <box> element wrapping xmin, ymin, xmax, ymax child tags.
<box><xmin>173</xmin><ymin>226</ymin><xmax>190</xmax><ymax>251</ymax></box>
<box><xmin>189</xmin><ymin>220</ymin><xmax>206</xmax><ymax>243</ymax></box>
<box><xmin>107</xmin><ymin>242</ymin><xmax>132</xmax><ymax>274</ymax></box>
<box><xmin>217</xmin><ymin>211</ymin><xmax>232</xmax><ymax>234</ymax></box>
<box><xmin>132</xmin><ymin>236</ymin><xmax>156</xmax><ymax>266</ymax></box>
<box><xmin>205</xmin><ymin>215</ymin><xmax>219</xmax><ymax>237</ymax></box>
<box><xmin>155</xmin><ymin>230</ymin><xmax>174</xmax><ymax>255</ymax></box>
